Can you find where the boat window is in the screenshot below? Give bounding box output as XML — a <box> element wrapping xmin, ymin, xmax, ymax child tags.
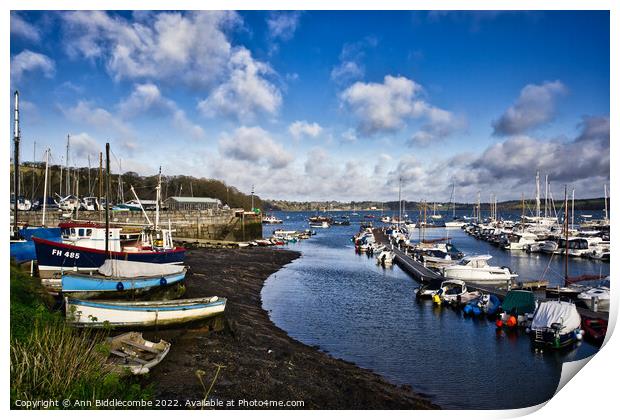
<box><xmin>78</xmin><ymin>229</ymin><xmax>85</xmax><ymax>237</ymax></box>
<box><xmin>70</xmin><ymin>228</ymin><xmax>76</xmax><ymax>235</ymax></box>
<box><xmin>86</xmin><ymin>229</ymin><xmax>92</xmax><ymax>236</ymax></box>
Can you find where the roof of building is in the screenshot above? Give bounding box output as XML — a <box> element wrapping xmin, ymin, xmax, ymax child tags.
<box><xmin>165</xmin><ymin>196</ymin><xmax>222</xmax><ymax>204</ymax></box>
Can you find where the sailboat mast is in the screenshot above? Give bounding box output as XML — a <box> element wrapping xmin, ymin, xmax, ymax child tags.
<box><xmin>13</xmin><ymin>90</ymin><xmax>21</xmax><ymax>237</ymax></box>
<box><xmin>535</xmin><ymin>171</ymin><xmax>541</xmax><ymax>218</ymax></box>
<box><xmin>156</xmin><ymin>166</ymin><xmax>161</xmax><ymax>230</ymax></box>
<box><xmin>452</xmin><ymin>183</ymin><xmax>456</xmax><ymax>219</ymax></box>
<box><xmin>42</xmin><ymin>149</ymin><xmax>49</xmax><ymax>226</ymax></box>
<box><xmin>398</xmin><ymin>177</ymin><xmax>402</xmax><ymax>223</ymax></box>
<box><xmin>105</xmin><ymin>143</ymin><xmax>110</xmax><ymax>255</ymax></box>
<box><xmin>564</xmin><ymin>185</ymin><xmax>569</xmax><ymax>283</ymax></box>
<box><xmin>65</xmin><ymin>134</ymin><xmax>70</xmax><ymax>197</ymax></box>
<box><xmin>571</xmin><ymin>188</ymin><xmax>575</xmax><ymax>230</ymax></box>
<box><xmin>31</xmin><ymin>141</ymin><xmax>36</xmax><ymax>202</ymax></box>
<box><xmin>604</xmin><ymin>184</ymin><xmax>608</xmax><ymax>222</ymax></box>
<box><xmin>99</xmin><ymin>152</ymin><xmax>103</xmax><ymax>221</ymax></box>
<box><xmin>544</xmin><ymin>174</ymin><xmax>548</xmax><ymax>218</ymax></box>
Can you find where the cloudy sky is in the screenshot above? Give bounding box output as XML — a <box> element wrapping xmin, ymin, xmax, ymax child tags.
<box><xmin>10</xmin><ymin>10</ymin><xmax>609</xmax><ymax>202</ymax></box>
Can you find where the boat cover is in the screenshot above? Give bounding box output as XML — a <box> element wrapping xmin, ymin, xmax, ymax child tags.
<box><xmin>501</xmin><ymin>290</ymin><xmax>536</xmax><ymax>315</ymax></box>
<box><xmin>98</xmin><ymin>259</ymin><xmax>185</xmax><ymax>278</ymax></box>
<box><xmin>531</xmin><ymin>301</ymin><xmax>581</xmax><ymax>334</ymax></box>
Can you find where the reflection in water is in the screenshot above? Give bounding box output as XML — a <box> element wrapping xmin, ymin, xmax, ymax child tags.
<box><xmin>261</xmin><ymin>211</ymin><xmax>605</xmax><ymax>409</ymax></box>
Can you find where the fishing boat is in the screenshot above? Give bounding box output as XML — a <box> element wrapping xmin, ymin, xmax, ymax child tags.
<box><xmin>61</xmin><ymin>259</ymin><xmax>187</xmax><ymax>297</ymax></box>
<box><xmin>442</xmin><ymin>255</ymin><xmax>517</xmax><ymax>284</ymax></box>
<box><xmin>66</xmin><ymin>296</ymin><xmax>227</xmax><ymax>328</ymax></box>
<box><xmin>106</xmin><ymin>332</ymin><xmax>171</xmax><ymax>375</ymax></box>
<box><xmin>530</xmin><ymin>301</ymin><xmax>583</xmax><ymax>349</ymax></box>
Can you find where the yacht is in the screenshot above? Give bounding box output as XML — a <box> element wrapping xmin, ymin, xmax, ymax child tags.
<box><xmin>442</xmin><ymin>255</ymin><xmax>518</xmax><ymax>284</ymax></box>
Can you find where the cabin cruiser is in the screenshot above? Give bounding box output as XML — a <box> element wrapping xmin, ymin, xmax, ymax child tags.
<box><xmin>577</xmin><ymin>279</ymin><xmax>610</xmax><ymax>312</ymax></box>
<box><xmin>442</xmin><ymin>255</ymin><xmax>518</xmax><ymax>284</ymax></box>
<box><xmin>501</xmin><ymin>231</ymin><xmax>539</xmax><ymax>250</ymax></box>
<box><xmin>444</xmin><ymin>219</ymin><xmax>467</xmax><ymax>228</ymax></box>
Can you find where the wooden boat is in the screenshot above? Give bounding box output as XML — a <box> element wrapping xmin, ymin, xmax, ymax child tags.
<box><xmin>106</xmin><ymin>332</ymin><xmax>171</xmax><ymax>375</ymax></box>
<box><xmin>66</xmin><ymin>296</ymin><xmax>227</xmax><ymax>328</ymax></box>
<box><xmin>61</xmin><ymin>259</ymin><xmax>187</xmax><ymax>298</ymax></box>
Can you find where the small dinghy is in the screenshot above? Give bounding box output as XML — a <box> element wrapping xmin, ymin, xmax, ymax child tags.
<box><xmin>62</xmin><ymin>259</ymin><xmax>187</xmax><ymax>298</ymax></box>
<box><xmin>414</xmin><ymin>278</ymin><xmax>444</xmax><ymax>299</ymax></box>
<box><xmin>463</xmin><ymin>293</ymin><xmax>501</xmax><ymax>316</ymax></box>
<box><xmin>106</xmin><ymin>332</ymin><xmax>171</xmax><ymax>375</ymax></box>
<box><xmin>530</xmin><ymin>301</ymin><xmax>583</xmax><ymax>349</ymax></box>
<box><xmin>66</xmin><ymin>296</ymin><xmax>227</xmax><ymax>328</ymax></box>
<box><xmin>433</xmin><ymin>279</ymin><xmax>480</xmax><ymax>306</ymax></box>
<box><xmin>581</xmin><ymin>317</ymin><xmax>607</xmax><ymax>345</ymax></box>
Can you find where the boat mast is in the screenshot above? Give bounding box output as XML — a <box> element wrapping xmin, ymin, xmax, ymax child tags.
<box><xmin>105</xmin><ymin>143</ymin><xmax>110</xmax><ymax>255</ymax></box>
<box><xmin>98</xmin><ymin>152</ymin><xmax>103</xmax><ymax>221</ymax></box>
<box><xmin>604</xmin><ymin>184</ymin><xmax>608</xmax><ymax>223</ymax></box>
<box><xmin>398</xmin><ymin>177</ymin><xmax>402</xmax><ymax>223</ymax></box>
<box><xmin>65</xmin><ymin>134</ymin><xmax>70</xmax><ymax>197</ymax></box>
<box><xmin>544</xmin><ymin>174</ymin><xmax>548</xmax><ymax>218</ymax></box>
<box><xmin>535</xmin><ymin>171</ymin><xmax>541</xmax><ymax>218</ymax></box>
<box><xmin>156</xmin><ymin>166</ymin><xmax>161</xmax><ymax>230</ymax></box>
<box><xmin>31</xmin><ymin>141</ymin><xmax>36</xmax><ymax>203</ymax></box>
<box><xmin>42</xmin><ymin>148</ymin><xmax>49</xmax><ymax>226</ymax></box>
<box><xmin>13</xmin><ymin>90</ymin><xmax>21</xmax><ymax>238</ymax></box>
<box><xmin>451</xmin><ymin>183</ymin><xmax>456</xmax><ymax>219</ymax></box>
<box><xmin>476</xmin><ymin>191</ymin><xmax>481</xmax><ymax>222</ymax></box>
<box><xmin>87</xmin><ymin>154</ymin><xmax>91</xmax><ymax>196</ymax></box>
<box><xmin>571</xmin><ymin>188</ymin><xmax>575</xmax><ymax>230</ymax></box>
<box><xmin>564</xmin><ymin>185</ymin><xmax>569</xmax><ymax>284</ymax></box>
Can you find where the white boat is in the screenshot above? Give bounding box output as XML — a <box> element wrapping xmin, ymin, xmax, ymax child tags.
<box><xmin>262</xmin><ymin>215</ymin><xmax>283</xmax><ymax>224</ymax></box>
<box><xmin>66</xmin><ymin>296</ymin><xmax>227</xmax><ymax>328</ymax></box>
<box><xmin>502</xmin><ymin>232</ymin><xmax>538</xmax><ymax>250</ymax></box>
<box><xmin>57</xmin><ymin>194</ymin><xmax>81</xmax><ymax>211</ymax></box>
<box><xmin>309</xmin><ymin>221</ymin><xmax>329</xmax><ymax>229</ymax></box>
<box><xmin>433</xmin><ymin>279</ymin><xmax>481</xmax><ymax>305</ymax></box>
<box><xmin>530</xmin><ymin>301</ymin><xmax>582</xmax><ymax>348</ymax></box>
<box><xmin>376</xmin><ymin>250</ymin><xmax>395</xmax><ymax>266</ymax></box>
<box><xmin>380</xmin><ymin>216</ymin><xmax>392</xmax><ymax>223</ymax></box>
<box><xmin>577</xmin><ymin>286</ymin><xmax>610</xmax><ymax>312</ymax></box>
<box><xmin>444</xmin><ymin>220</ymin><xmax>467</xmax><ymax>228</ymax></box>
<box><xmin>106</xmin><ymin>332</ymin><xmax>171</xmax><ymax>375</ymax></box>
<box><xmin>442</xmin><ymin>255</ymin><xmax>517</xmax><ymax>284</ymax></box>
<box><xmin>81</xmin><ymin>196</ymin><xmax>100</xmax><ymax>211</ymax></box>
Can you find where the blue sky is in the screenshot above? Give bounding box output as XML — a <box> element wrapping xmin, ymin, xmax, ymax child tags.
<box><xmin>10</xmin><ymin>10</ymin><xmax>610</xmax><ymax>202</ymax></box>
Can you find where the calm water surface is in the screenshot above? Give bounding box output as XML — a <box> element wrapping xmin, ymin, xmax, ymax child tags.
<box><xmin>261</xmin><ymin>211</ymin><xmax>608</xmax><ymax>409</ymax></box>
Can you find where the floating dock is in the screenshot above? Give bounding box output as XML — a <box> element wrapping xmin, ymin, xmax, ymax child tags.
<box><xmin>373</xmin><ymin>229</ymin><xmax>608</xmax><ymax>321</ymax></box>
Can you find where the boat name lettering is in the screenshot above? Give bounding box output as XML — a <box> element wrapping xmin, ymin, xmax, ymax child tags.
<box><xmin>51</xmin><ymin>249</ymin><xmax>80</xmax><ymax>259</ymax></box>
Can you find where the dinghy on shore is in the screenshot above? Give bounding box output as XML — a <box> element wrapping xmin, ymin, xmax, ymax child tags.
<box><xmin>61</xmin><ymin>259</ymin><xmax>187</xmax><ymax>298</ymax></box>
<box><xmin>106</xmin><ymin>332</ymin><xmax>171</xmax><ymax>375</ymax></box>
<box><xmin>66</xmin><ymin>296</ymin><xmax>227</xmax><ymax>328</ymax></box>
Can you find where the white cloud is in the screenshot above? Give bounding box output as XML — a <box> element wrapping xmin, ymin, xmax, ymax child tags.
<box><xmin>117</xmin><ymin>83</ymin><xmax>206</xmax><ymax>141</ymax></box>
<box><xmin>197</xmin><ymin>48</ymin><xmax>282</xmax><ymax>121</ymax></box>
<box><xmin>493</xmin><ymin>80</ymin><xmax>567</xmax><ymax>136</ymax></box>
<box><xmin>61</xmin><ymin>11</ymin><xmax>240</xmax><ymax>89</ymax></box>
<box><xmin>289</xmin><ymin>121</ymin><xmax>323</xmax><ymax>139</ymax></box>
<box><xmin>11</xmin><ymin>13</ymin><xmax>41</xmax><ymax>42</ymax></box>
<box><xmin>330</xmin><ymin>37</ymin><xmax>377</xmax><ymax>83</ymax></box>
<box><xmin>341</xmin><ymin>75</ymin><xmax>462</xmax><ymax>145</ymax></box>
<box><xmin>218</xmin><ymin>126</ymin><xmax>293</xmax><ymax>169</ymax></box>
<box><xmin>70</xmin><ymin>132</ymin><xmax>101</xmax><ymax>159</ymax></box>
<box><xmin>11</xmin><ymin>50</ymin><xmax>55</xmax><ymax>82</ymax></box>
<box><xmin>267</xmin><ymin>11</ymin><xmax>301</xmax><ymax>41</ymax></box>
<box><xmin>341</xmin><ymin>128</ymin><xmax>357</xmax><ymax>143</ymax></box>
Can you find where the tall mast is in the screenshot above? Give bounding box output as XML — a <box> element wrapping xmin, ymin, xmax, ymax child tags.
<box><xmin>65</xmin><ymin>134</ymin><xmax>70</xmax><ymax>196</ymax></box>
<box><xmin>13</xmin><ymin>90</ymin><xmax>21</xmax><ymax>238</ymax></box>
<box><xmin>571</xmin><ymin>188</ymin><xmax>575</xmax><ymax>230</ymax></box>
<box><xmin>544</xmin><ymin>174</ymin><xmax>548</xmax><ymax>218</ymax></box>
<box><xmin>251</xmin><ymin>185</ymin><xmax>255</xmax><ymax>211</ymax></box>
<box><xmin>535</xmin><ymin>171</ymin><xmax>541</xmax><ymax>218</ymax></box>
<box><xmin>31</xmin><ymin>141</ymin><xmax>36</xmax><ymax>202</ymax></box>
<box><xmin>604</xmin><ymin>184</ymin><xmax>608</xmax><ymax>222</ymax></box>
<box><xmin>398</xmin><ymin>178</ymin><xmax>402</xmax><ymax>223</ymax></box>
<box><xmin>42</xmin><ymin>148</ymin><xmax>49</xmax><ymax>226</ymax></box>
<box><xmin>452</xmin><ymin>183</ymin><xmax>456</xmax><ymax>219</ymax></box>
<box><xmin>156</xmin><ymin>166</ymin><xmax>161</xmax><ymax>230</ymax></box>
<box><xmin>99</xmin><ymin>152</ymin><xmax>103</xmax><ymax>221</ymax></box>
<box><xmin>105</xmin><ymin>143</ymin><xmax>111</xmax><ymax>255</ymax></box>
<box><xmin>564</xmin><ymin>185</ymin><xmax>569</xmax><ymax>284</ymax></box>
<box><xmin>87</xmin><ymin>154</ymin><xmax>91</xmax><ymax>196</ymax></box>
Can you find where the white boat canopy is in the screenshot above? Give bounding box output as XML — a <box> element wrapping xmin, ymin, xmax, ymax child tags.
<box><xmin>531</xmin><ymin>301</ymin><xmax>581</xmax><ymax>334</ymax></box>
<box><xmin>98</xmin><ymin>259</ymin><xmax>185</xmax><ymax>278</ymax></box>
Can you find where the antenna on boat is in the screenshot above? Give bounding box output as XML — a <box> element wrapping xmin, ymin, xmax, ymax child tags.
<box><xmin>105</xmin><ymin>142</ymin><xmax>111</xmax><ymax>256</ymax></box>
<box><xmin>13</xmin><ymin>90</ymin><xmax>21</xmax><ymax>238</ymax></box>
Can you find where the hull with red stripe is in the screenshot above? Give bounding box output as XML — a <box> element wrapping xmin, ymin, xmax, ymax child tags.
<box><xmin>33</xmin><ymin>236</ymin><xmax>185</xmax><ymax>278</ymax></box>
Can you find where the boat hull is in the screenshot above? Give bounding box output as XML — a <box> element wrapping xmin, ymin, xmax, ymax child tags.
<box><xmin>34</xmin><ymin>237</ymin><xmax>185</xmax><ymax>278</ymax></box>
<box><xmin>62</xmin><ymin>269</ymin><xmax>187</xmax><ymax>294</ymax></box>
<box><xmin>66</xmin><ymin>297</ymin><xmax>226</xmax><ymax>328</ymax></box>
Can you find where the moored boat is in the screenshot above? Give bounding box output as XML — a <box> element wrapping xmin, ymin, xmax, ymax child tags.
<box><xmin>442</xmin><ymin>255</ymin><xmax>517</xmax><ymax>285</ymax></box>
<box><xmin>529</xmin><ymin>300</ymin><xmax>583</xmax><ymax>349</ymax></box>
<box><xmin>66</xmin><ymin>296</ymin><xmax>227</xmax><ymax>328</ymax></box>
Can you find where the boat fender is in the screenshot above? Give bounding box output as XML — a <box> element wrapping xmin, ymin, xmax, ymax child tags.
<box><xmin>209</xmin><ymin>296</ymin><xmax>219</xmax><ymax>303</ymax></box>
<box><xmin>160</xmin><ymin>277</ymin><xmax>167</xmax><ymax>286</ymax></box>
<box><xmin>116</xmin><ymin>282</ymin><xmax>124</xmax><ymax>291</ymax></box>
<box><xmin>495</xmin><ymin>319</ymin><xmax>503</xmax><ymax>328</ymax></box>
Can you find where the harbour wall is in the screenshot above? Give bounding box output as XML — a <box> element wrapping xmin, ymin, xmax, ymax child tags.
<box><xmin>17</xmin><ymin>209</ymin><xmax>263</xmax><ymax>242</ymax></box>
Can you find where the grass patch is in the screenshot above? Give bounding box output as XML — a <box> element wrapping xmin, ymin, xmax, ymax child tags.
<box><xmin>10</xmin><ymin>264</ymin><xmax>152</xmax><ymax>408</ymax></box>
